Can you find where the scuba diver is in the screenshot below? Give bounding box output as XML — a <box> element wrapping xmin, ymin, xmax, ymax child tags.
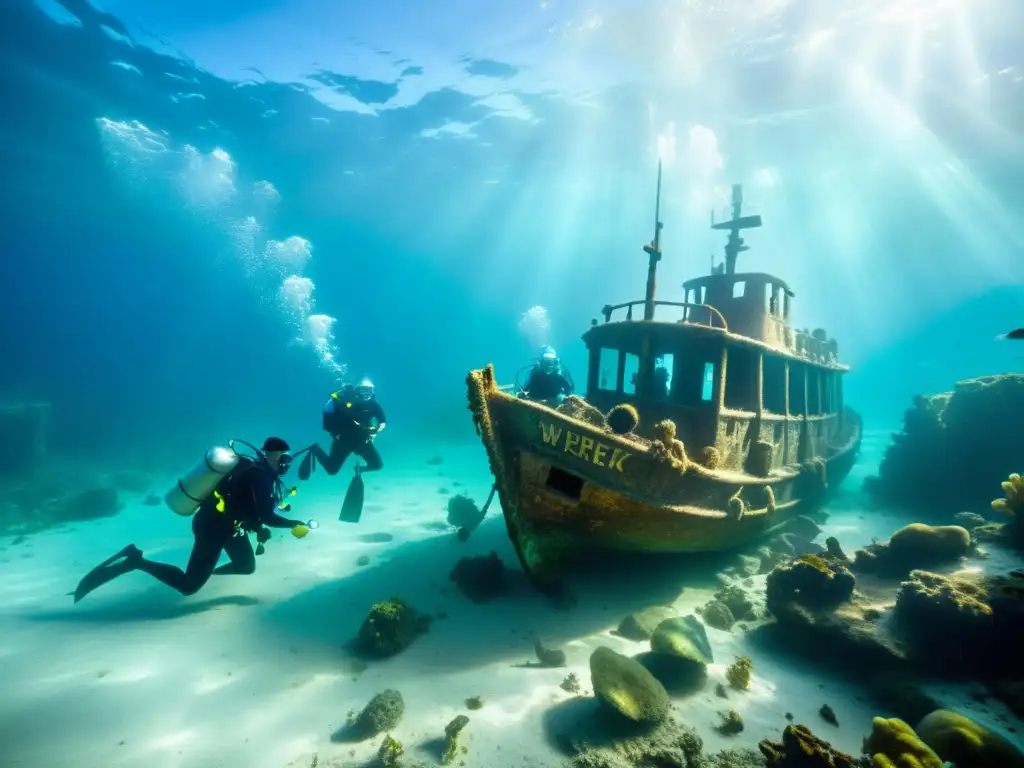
<box><xmin>519</xmin><ymin>345</ymin><xmax>574</xmax><ymax>403</ymax></box>
<box><xmin>72</xmin><ymin>437</ymin><xmax>312</xmax><ymax>602</ymax></box>
<box><xmin>298</xmin><ymin>378</ymin><xmax>386</xmax><ymax>522</ymax></box>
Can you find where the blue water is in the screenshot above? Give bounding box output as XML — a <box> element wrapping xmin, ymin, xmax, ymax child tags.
<box><xmin>2</xmin><ymin>1</ymin><xmax>1024</xmax><ymax>765</ymax></box>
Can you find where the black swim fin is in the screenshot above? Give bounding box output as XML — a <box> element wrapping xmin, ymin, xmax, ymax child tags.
<box><xmin>72</xmin><ymin>545</ymin><xmax>141</xmax><ymax>603</ymax></box>
<box><xmin>298</xmin><ymin>450</ymin><xmax>314</xmax><ymax>482</ymax></box>
<box><xmin>339</xmin><ymin>472</ymin><xmax>365</xmax><ymax>523</ymax></box>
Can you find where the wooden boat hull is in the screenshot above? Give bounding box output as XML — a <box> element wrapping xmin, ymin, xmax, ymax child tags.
<box><xmin>466</xmin><ymin>365</ymin><xmax>862</xmax><ymax>588</ymax></box>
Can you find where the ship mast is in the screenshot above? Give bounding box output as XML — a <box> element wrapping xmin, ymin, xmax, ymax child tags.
<box><xmin>711</xmin><ymin>183</ymin><xmax>762</xmax><ymax>275</ymax></box>
<box><xmin>641</xmin><ymin>160</ymin><xmax>664</xmax><ymax>321</ymax></box>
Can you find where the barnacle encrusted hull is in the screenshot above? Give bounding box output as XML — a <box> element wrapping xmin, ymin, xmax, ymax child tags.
<box><xmin>466</xmin><ymin>366</ymin><xmax>861</xmax><ymax>586</ymax></box>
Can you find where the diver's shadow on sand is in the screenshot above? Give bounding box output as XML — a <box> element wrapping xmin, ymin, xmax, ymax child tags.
<box><xmin>28</xmin><ymin>594</ymin><xmax>261</xmax><ymax>623</ymax></box>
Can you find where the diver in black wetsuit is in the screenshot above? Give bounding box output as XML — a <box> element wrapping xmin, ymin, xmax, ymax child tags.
<box><xmin>522</xmin><ymin>346</ymin><xmax>574</xmax><ymax>402</ymax></box>
<box><xmin>302</xmin><ymin>378</ymin><xmax>386</xmax><ymax>478</ymax></box>
<box><xmin>72</xmin><ymin>437</ymin><xmax>306</xmax><ymax>602</ymax></box>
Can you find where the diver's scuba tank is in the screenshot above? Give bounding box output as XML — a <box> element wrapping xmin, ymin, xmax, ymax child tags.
<box><xmin>164</xmin><ymin>445</ymin><xmax>241</xmax><ymax>516</ymax></box>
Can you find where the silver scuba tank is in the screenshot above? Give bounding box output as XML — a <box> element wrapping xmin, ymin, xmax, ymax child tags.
<box><xmin>164</xmin><ymin>445</ymin><xmax>242</xmax><ymax>516</ymax></box>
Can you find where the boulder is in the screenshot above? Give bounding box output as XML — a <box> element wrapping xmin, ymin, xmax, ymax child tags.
<box><xmin>589</xmin><ymin>646</ymin><xmax>670</xmax><ymax>725</ymax></box>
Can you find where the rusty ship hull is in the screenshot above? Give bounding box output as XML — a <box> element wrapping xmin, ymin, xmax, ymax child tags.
<box><xmin>467</xmin><ymin>365</ymin><xmax>862</xmax><ymax>587</ymax></box>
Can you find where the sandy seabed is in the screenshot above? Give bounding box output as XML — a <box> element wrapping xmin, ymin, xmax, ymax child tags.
<box><xmin>0</xmin><ymin>430</ymin><xmax>1019</xmax><ymax>767</ymax></box>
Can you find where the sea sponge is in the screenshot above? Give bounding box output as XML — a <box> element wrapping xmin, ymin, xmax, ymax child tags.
<box><xmin>725</xmin><ymin>656</ymin><xmax>752</xmax><ymax>690</ymax></box>
<box><xmin>992</xmin><ymin>473</ymin><xmax>1024</xmax><ymax>515</ymax></box>
<box><xmin>354</xmin><ymin>689</ymin><xmax>405</xmax><ymax>738</ymax></box>
<box><xmin>605</xmin><ymin>403</ymin><xmax>639</xmax><ymax>435</ymax></box>
<box><xmin>863</xmin><ymin>716</ymin><xmax>943</xmax><ymax>768</ymax></box>
<box><xmin>916</xmin><ymin>709</ymin><xmax>1024</xmax><ymax>768</ymax></box>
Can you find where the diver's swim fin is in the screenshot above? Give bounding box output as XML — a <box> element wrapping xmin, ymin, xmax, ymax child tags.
<box><xmin>298</xmin><ymin>450</ymin><xmax>314</xmax><ymax>482</ymax></box>
<box><xmin>339</xmin><ymin>473</ymin><xmax>365</xmax><ymax>523</ymax></box>
<box><xmin>72</xmin><ymin>545</ymin><xmax>141</xmax><ymax>603</ymax></box>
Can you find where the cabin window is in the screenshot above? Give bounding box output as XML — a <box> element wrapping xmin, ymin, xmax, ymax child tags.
<box><xmin>732</xmin><ymin>281</ymin><xmax>745</xmax><ymax>299</ymax></box>
<box><xmin>651</xmin><ymin>353</ymin><xmax>674</xmax><ymax>401</ymax></box>
<box><xmin>701</xmin><ymin>362</ymin><xmax>715</xmax><ymax>401</ymax></box>
<box><xmin>623</xmin><ymin>353</ymin><xmax>640</xmax><ymax>396</ymax></box>
<box><xmin>783</xmin><ymin>292</ymin><xmax>791</xmax><ymax>319</ymax></box>
<box><xmin>597</xmin><ymin>348</ymin><xmax>619</xmax><ymax>391</ymax></box>
<box><xmin>822</xmin><ymin>370</ymin><xmax>833</xmax><ymax>413</ymax></box>
<box><xmin>763</xmin><ymin>354</ymin><xmax>787</xmax><ymax>414</ymax></box>
<box><xmin>765</xmin><ymin>283</ymin><xmax>774</xmax><ymax>314</ymax></box>
<box><xmin>808</xmin><ymin>368</ymin><xmax>822</xmax><ymax>415</ymax></box>
<box><xmin>724</xmin><ymin>347</ymin><xmax>758</xmax><ymax>412</ymax></box>
<box><xmin>789</xmin><ymin>363</ymin><xmax>806</xmax><ymax>415</ymax></box>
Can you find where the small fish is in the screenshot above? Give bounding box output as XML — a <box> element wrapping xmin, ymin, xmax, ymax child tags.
<box><xmin>997</xmin><ymin>328</ymin><xmax>1024</xmax><ymax>340</ymax></box>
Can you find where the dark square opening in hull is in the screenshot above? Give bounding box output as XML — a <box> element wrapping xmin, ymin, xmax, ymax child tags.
<box><xmin>546</xmin><ymin>466</ymin><xmax>584</xmax><ymax>500</ymax></box>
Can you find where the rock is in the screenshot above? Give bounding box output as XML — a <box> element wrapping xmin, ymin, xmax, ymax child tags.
<box><xmin>819</xmin><ymin>704</ymin><xmax>838</xmax><ymax>726</ymax></box>
<box><xmin>736</xmin><ymin>554</ymin><xmax>763</xmax><ymax>578</ymax></box>
<box><xmin>954</xmin><ymin>511</ymin><xmax>987</xmax><ymax>530</ymax></box>
<box><xmin>450</xmin><ymin>552</ymin><xmax>506</xmax><ymax>602</ymax></box>
<box><xmin>893</xmin><ymin>570</ymin><xmax>993</xmax><ymax>654</ymax></box>
<box><xmin>377</xmin><ymin>734</ymin><xmax>404</xmax><ymax>766</ymax></box>
<box><xmin>863</xmin><ymin>716</ymin><xmax>942</xmax><ymax>768</ymax></box>
<box><xmin>759</xmin><ymin>724</ymin><xmax>861</xmax><ymax>767</ymax></box>
<box><xmin>766</xmin><ymin>555</ymin><xmax>856</xmax><ymax>615</ymax></box>
<box><xmin>353</xmin><ymin>689</ymin><xmax>404</xmax><ymax>739</ymax></box>
<box><xmin>589</xmin><ymin>646</ymin><xmax>670</xmax><ymax>724</ymax></box>
<box><xmin>864</xmin><ymin>375</ymin><xmax>1024</xmax><ymax>520</ymax></box>
<box><xmin>853</xmin><ymin>524</ymin><xmax>972</xmax><ymax>577</ymax></box>
<box><xmin>713</xmin><ymin>585</ymin><xmax>756</xmax><ymax>621</ymax></box>
<box><xmin>563</xmin><ymin>717</ymin><xmax>703</xmax><ymax>768</ymax></box>
<box><xmin>825</xmin><ymin>537</ymin><xmax>849</xmax><ymax>562</ymax></box>
<box><xmin>780</xmin><ymin>515</ymin><xmax>823</xmax><ymax>541</ymax></box>
<box><xmin>917</xmin><ymin>709</ymin><xmax>1024</xmax><ymax>768</ymax></box>
<box><xmin>650</xmin><ymin>615</ymin><xmax>714</xmax><ymax>665</ymax></box>
<box><xmin>441</xmin><ymin>715</ymin><xmax>470</xmax><ymax>765</ymax></box>
<box><xmin>356</xmin><ymin>555</ymin><xmax>370</xmax><ymax>567</ymax></box>
<box><xmin>726</xmin><ymin>656</ymin><xmax>752</xmax><ymax>690</ymax></box>
<box><xmin>699</xmin><ymin>600</ymin><xmax>735</xmax><ymax>631</ymax></box>
<box><xmin>535</xmin><ymin>639</ymin><xmax>566</xmax><ymax>667</ymax></box>
<box><xmin>356</xmin><ymin>597</ymin><xmax>431</xmax><ymax>658</ymax></box>
<box><xmin>616</xmin><ymin>605</ymin><xmax>676</xmax><ymax>640</ymax></box>
<box><xmin>715</xmin><ymin>710</ymin><xmax>744</xmax><ymax>736</ymax></box>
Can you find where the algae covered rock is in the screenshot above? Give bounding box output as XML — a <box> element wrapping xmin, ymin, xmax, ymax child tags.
<box><xmin>713</xmin><ymin>585</ymin><xmax>757</xmax><ymax>621</ymax></box>
<box><xmin>616</xmin><ymin>605</ymin><xmax>676</xmax><ymax>640</ymax></box>
<box><xmin>759</xmin><ymin>724</ymin><xmax>861</xmax><ymax>767</ymax></box>
<box><xmin>863</xmin><ymin>716</ymin><xmax>942</xmax><ymax>768</ymax></box>
<box><xmin>650</xmin><ymin>615</ymin><xmax>714</xmax><ymax>665</ymax></box>
<box><xmin>377</xmin><ymin>734</ymin><xmax>404</xmax><ymax>766</ymax></box>
<box><xmin>725</xmin><ymin>656</ymin><xmax>752</xmax><ymax>691</ymax></box>
<box><xmin>349</xmin><ymin>689</ymin><xmax>404</xmax><ymax>740</ymax></box>
<box><xmin>441</xmin><ymin>714</ymin><xmax>470</xmax><ymax>765</ymax></box>
<box><xmin>356</xmin><ymin>597</ymin><xmax>431</xmax><ymax>657</ymax></box>
<box><xmin>766</xmin><ymin>554</ymin><xmax>856</xmax><ymax>616</ymax></box>
<box><xmin>893</xmin><ymin>570</ymin><xmax>993</xmax><ymax>651</ymax></box>
<box><xmin>589</xmin><ymin>646</ymin><xmax>670</xmax><ymax>724</ymax></box>
<box><xmin>852</xmin><ymin>524</ymin><xmax>971</xmax><ymax>577</ymax></box>
<box><xmin>563</xmin><ymin>717</ymin><xmax>704</xmax><ymax>768</ymax></box>
<box><xmin>916</xmin><ymin>709</ymin><xmax>1024</xmax><ymax>768</ymax></box>
<box><xmin>698</xmin><ymin>600</ymin><xmax>735</xmax><ymax>631</ymax></box>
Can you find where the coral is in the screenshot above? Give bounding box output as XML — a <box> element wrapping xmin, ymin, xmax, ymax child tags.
<box><xmin>377</xmin><ymin>734</ymin><xmax>404</xmax><ymax>766</ymax></box>
<box><xmin>356</xmin><ymin>597</ymin><xmax>431</xmax><ymax>658</ymax></box>
<box><xmin>702</xmin><ymin>445</ymin><xmax>722</xmax><ymax>470</ymax></box>
<box><xmin>465</xmin><ymin>696</ymin><xmax>484</xmax><ymax>710</ymax></box>
<box><xmin>862</xmin><ymin>716</ymin><xmax>942</xmax><ymax>768</ymax></box>
<box><xmin>561</xmin><ymin>673</ymin><xmax>581</xmax><ymax>693</ymax></box>
<box><xmin>589</xmin><ymin>646</ymin><xmax>671</xmax><ymax>724</ymax></box>
<box><xmin>699</xmin><ymin>600</ymin><xmax>735</xmax><ymax>631</ymax></box>
<box><xmin>446</xmin><ymin>493</ymin><xmax>485</xmax><ymax>531</ymax></box>
<box><xmin>616</xmin><ymin>605</ymin><xmax>676</xmax><ymax>640</ymax></box>
<box><xmin>558</xmin><ymin>395</ymin><xmax>609</xmax><ymax>429</ymax></box>
<box><xmin>441</xmin><ymin>715</ymin><xmax>470</xmax><ymax>765</ymax></box>
<box><xmin>725</xmin><ymin>656</ymin><xmax>752</xmax><ymax>691</ymax></box>
<box><xmin>916</xmin><ymin>709</ymin><xmax>1024</xmax><ymax>768</ymax></box>
<box><xmin>993</xmin><ymin>473</ymin><xmax>1024</xmax><ymax>515</ymax></box>
<box><xmin>715</xmin><ymin>710</ymin><xmax>744</xmax><ymax>736</ymax></box>
<box><xmin>605</xmin><ymin>403</ymin><xmax>639</xmax><ymax>435</ymax></box>
<box><xmin>352</xmin><ymin>690</ymin><xmax>404</xmax><ymax>739</ymax></box>
<box><xmin>450</xmin><ymin>552</ymin><xmax>507</xmax><ymax>602</ymax></box>
<box><xmin>535</xmin><ymin>639</ymin><xmax>567</xmax><ymax>667</ymax></box>
<box><xmin>864</xmin><ymin>375</ymin><xmax>1024</xmax><ymax>519</ymax></box>
<box><xmin>759</xmin><ymin>724</ymin><xmax>861</xmax><ymax>767</ymax></box>
<box><xmin>852</xmin><ymin>524</ymin><xmax>972</xmax><ymax>578</ymax></box>
<box><xmin>766</xmin><ymin>555</ymin><xmax>856</xmax><ymax>615</ymax></box>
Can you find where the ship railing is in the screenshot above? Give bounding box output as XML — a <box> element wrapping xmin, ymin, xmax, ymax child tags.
<box><xmin>793</xmin><ymin>328</ymin><xmax>840</xmax><ymax>365</ymax></box>
<box><xmin>600</xmin><ymin>301</ymin><xmax>728</xmax><ymax>331</ymax></box>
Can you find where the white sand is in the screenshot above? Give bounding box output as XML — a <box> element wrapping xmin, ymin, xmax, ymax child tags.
<box><xmin>0</xmin><ymin>429</ymin><xmax>1020</xmax><ymax>767</ymax></box>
